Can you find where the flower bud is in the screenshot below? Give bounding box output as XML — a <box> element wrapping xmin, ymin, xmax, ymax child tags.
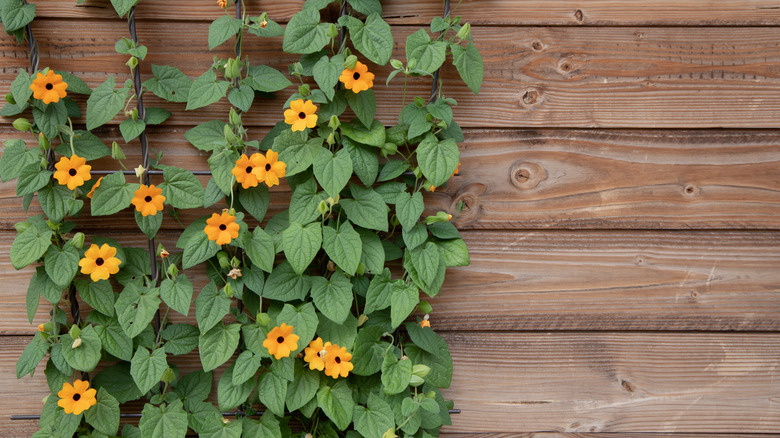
<box><xmin>357</xmin><ymin>314</ymin><xmax>369</xmax><ymax>327</ymax></box>
<box><xmin>224</xmin><ymin>283</ymin><xmax>235</xmax><ymax>298</ymax></box>
<box><xmin>327</xmin><ymin>260</ymin><xmax>336</xmax><ymax>272</ymax></box>
<box><xmin>425</xmin><ymin>390</ymin><xmax>436</xmax><ymax>399</ymax></box>
<box><xmin>326</xmin><ymin>23</ymin><xmax>339</xmax><ymax>39</ymax></box>
<box><xmin>382</xmin><ymin>429</ymin><xmax>398</xmax><ymax>438</ymax></box>
<box><xmin>298</xmin><ymin>84</ymin><xmax>311</xmax><ymax>97</ymax></box>
<box><xmin>167</xmin><ymin>263</ymin><xmax>179</xmax><ymax>277</ymax></box>
<box><xmin>288</xmin><ymin>62</ymin><xmax>303</xmax><ymax>77</ymax></box>
<box><xmin>71</xmin><ymin>337</ymin><xmax>82</xmax><ymax>349</ymax></box>
<box><xmin>389</xmin><ymin>59</ymin><xmax>404</xmax><ymax>70</ymax></box>
<box><xmin>224</xmin><ymin>124</ymin><xmax>238</xmax><ymax>143</ymax></box>
<box><xmin>161</xmin><ymin>367</ymin><xmax>176</xmax><ymax>384</ymax></box>
<box><xmin>68</xmin><ymin>324</ymin><xmax>82</xmax><ymax>339</ymax></box>
<box><xmin>344</xmin><ymin>55</ymin><xmax>358</xmax><ymax>70</ymax></box>
<box><xmin>126</xmin><ymin>56</ymin><xmax>139</xmax><ymax>71</ymax></box>
<box><xmin>224</xmin><ymin>58</ymin><xmax>241</xmax><ymax>81</ymax></box>
<box><xmin>5</xmin><ymin>93</ymin><xmax>16</xmax><ymax>105</ymax></box>
<box><xmin>256</xmin><ymin>312</ymin><xmax>271</xmax><ymax>326</ymax></box>
<box><xmin>70</xmin><ymin>232</ymin><xmax>85</xmax><ymax>250</ymax></box>
<box><xmin>37</xmin><ymin>323</ymin><xmax>45</xmax><ymax>333</ymax></box>
<box><xmin>409</xmin><ymin>374</ymin><xmax>425</xmax><ymax>387</ymax></box>
<box><xmin>160</xmin><ymin>249</ymin><xmax>170</xmax><ymax>259</ymax></box>
<box><xmin>456</xmin><ymin>23</ymin><xmax>471</xmax><ymax>40</ymax></box>
<box><xmin>412</xmin><ymin>364</ymin><xmax>431</xmax><ymax>379</ymax></box>
<box><xmin>328</xmin><ymin>115</ymin><xmax>341</xmax><ymax>130</ymax></box>
<box><xmin>317</xmin><ymin>200</ymin><xmax>329</xmax><ymax>215</ymax></box>
<box><xmin>38</xmin><ymin>132</ymin><xmax>50</xmax><ymax>149</ymax></box>
<box><xmin>326</xmin><ymin>132</ymin><xmax>335</xmax><ymax>146</ymax></box>
<box><xmin>229</xmin><ymin>107</ymin><xmax>242</xmax><ymax>127</ymax></box>
<box><xmin>217</xmin><ymin>251</ymin><xmax>230</xmax><ymax>269</ymax></box>
<box><xmin>12</xmin><ymin>118</ymin><xmax>32</xmax><ymax>131</ymax></box>
<box><xmin>112</xmin><ymin>141</ymin><xmax>126</xmax><ymax>160</ymax></box>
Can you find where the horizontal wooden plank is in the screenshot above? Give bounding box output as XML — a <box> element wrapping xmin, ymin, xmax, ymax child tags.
<box><xmin>4</xmin><ymin>24</ymin><xmax>780</xmax><ymax>128</ymax></box>
<box><xmin>3</xmin><ymin>332</ymin><xmax>779</xmax><ymax>434</ymax></box>
<box><xmin>2</xmin><ymin>229</ymin><xmax>779</xmax><ymax>334</ymax></box>
<box><xmin>1</xmin><ymin>128</ymin><xmax>778</xmax><ymax>231</ymax></box>
<box><xmin>27</xmin><ymin>0</ymin><xmax>780</xmax><ymax>26</ymax></box>
<box><xmin>438</xmin><ymin>435</ymin><xmax>780</xmax><ymax>438</ymax></box>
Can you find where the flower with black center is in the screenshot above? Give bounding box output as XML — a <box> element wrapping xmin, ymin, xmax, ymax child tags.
<box><xmin>339</xmin><ymin>61</ymin><xmax>375</xmax><ymax>93</ymax></box>
<box><xmin>53</xmin><ymin>155</ymin><xmax>91</xmax><ymax>190</ymax></box>
<box><xmin>78</xmin><ymin>243</ymin><xmax>122</xmax><ymax>282</ymax></box>
<box><xmin>284</xmin><ymin>99</ymin><xmax>318</xmax><ymax>132</ymax></box>
<box><xmin>131</xmin><ymin>184</ymin><xmax>166</xmax><ymax>216</ymax></box>
<box><xmin>203</xmin><ymin>211</ymin><xmax>240</xmax><ymax>245</ymax></box>
<box><xmin>323</xmin><ymin>344</ymin><xmax>353</xmax><ymax>379</ymax></box>
<box><xmin>231</xmin><ymin>153</ymin><xmax>268</xmax><ymax>189</ymax></box>
<box><xmin>303</xmin><ymin>337</ymin><xmax>331</xmax><ymax>371</ymax></box>
<box><xmin>263</xmin><ymin>323</ymin><xmax>299</xmax><ymax>359</ymax></box>
<box><xmin>262</xmin><ymin>150</ymin><xmax>286</xmax><ymax>188</ymax></box>
<box><xmin>57</xmin><ymin>380</ymin><xmax>97</xmax><ymax>415</ymax></box>
<box><xmin>86</xmin><ymin>176</ymin><xmax>102</xmax><ymax>199</ymax></box>
<box><xmin>30</xmin><ymin>70</ymin><xmax>68</xmax><ymax>104</ymax></box>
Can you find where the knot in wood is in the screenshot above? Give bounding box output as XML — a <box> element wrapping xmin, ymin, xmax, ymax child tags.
<box><xmin>574</xmin><ymin>9</ymin><xmax>584</xmax><ymax>22</ymax></box>
<box><xmin>522</xmin><ymin>89</ymin><xmax>540</xmax><ymax>107</ymax></box>
<box><xmin>510</xmin><ymin>161</ymin><xmax>547</xmax><ymax>190</ymax></box>
<box><xmin>531</xmin><ymin>40</ymin><xmax>543</xmax><ymax>51</ymax></box>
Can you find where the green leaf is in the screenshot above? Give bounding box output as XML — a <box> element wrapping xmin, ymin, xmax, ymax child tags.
<box><xmin>160</xmin><ymin>274</ymin><xmax>193</xmax><ymax>316</ymax></box>
<box><xmin>186</xmin><ymin>69</ymin><xmax>229</xmax><ymax>110</ymax></box>
<box><xmin>38</xmin><ymin>185</ymin><xmax>71</xmax><ymax>223</ymax></box>
<box><xmin>92</xmin><ymin>362</ymin><xmax>143</xmax><ymax>403</ymax></box>
<box><xmin>351</xmin><ymin>326</ymin><xmax>390</xmax><ymax>375</ymax></box>
<box><xmin>138</xmin><ymin>400</ymin><xmax>188</xmax><ymax>438</ymax></box>
<box><xmin>1</xmin><ymin>0</ymin><xmax>35</xmax><ymax>32</ymax></box>
<box><xmin>451</xmin><ymin>42</ymin><xmax>484</xmax><ymax>94</ymax></box>
<box><xmin>55</xmin><ymin>71</ymin><xmax>92</xmax><ymax>95</ymax></box>
<box><xmin>16</xmin><ymin>332</ymin><xmax>47</xmax><ymax>378</ymax></box>
<box><xmin>56</xmin><ymin>130</ymin><xmax>111</xmax><ymax>161</ymax></box>
<box><xmin>243</xmin><ymin>226</ymin><xmax>275</xmax><ymax>273</ymax></box>
<box><xmin>30</xmin><ymin>266</ymin><xmax>60</xmax><ymax>305</ymax></box>
<box><xmin>275</xmin><ymin>132</ymin><xmax>324</xmax><ymax>177</ymax></box>
<box><xmin>217</xmin><ymin>362</ymin><xmax>255</xmax><ymax>411</ymax></box>
<box><xmin>227</xmin><ymin>84</ymin><xmax>254</xmax><ymax>112</ymax></box>
<box><xmin>357</xmin><ymin>228</ymin><xmax>384</xmax><ymax>275</ymax></box>
<box><xmin>403</xmin><ymin>222</ymin><xmax>427</xmax><ymax>251</ymax></box>
<box><xmin>0</xmin><ymin>139</ymin><xmax>36</xmax><ymax>182</ymax></box>
<box><xmin>239</xmin><ymin>185</ymin><xmax>269</xmax><ymax>222</ymax></box>
<box><xmin>162</xmin><ymin>323</ymin><xmax>200</xmax><ymax>356</ymax></box>
<box><xmin>86</xmin><ymin>75</ymin><xmax>130</xmax><ymax>130</ymax></box>
<box><xmin>203</xmin><ymin>178</ymin><xmax>224</xmax><ymax>208</ymax></box>
<box><xmin>428</xmin><ymin>221</ymin><xmax>462</xmax><ymax>240</ymax></box>
<box><xmin>289</xmin><ymin>175</ymin><xmax>326</xmax><ymax>225</ymax></box>
<box><xmin>263</xmin><ymin>261</ymin><xmax>311</xmax><ymax>302</ymax></box>
<box><xmin>195</xmin><ymin>281</ymin><xmax>230</xmax><ymax>334</ymax></box>
<box><xmin>345</xmin><ymin>13</ymin><xmax>393</xmax><ymax>65</ymax></box>
<box><xmin>257</xmin><ymin>371</ymin><xmax>288</xmax><ymax>417</ymax></box>
<box><xmin>404</xmin><ymin>322</ymin><xmax>453</xmax><ymax>387</ymax></box>
<box><xmin>282</xmin><ymin>221</ymin><xmax>323</xmax><ymax>275</ymax></box>
<box><xmin>115</xmin><ymin>284</ymin><xmax>161</xmax><ymax>339</ymax></box>
<box><xmin>208</xmin><ymin>149</ymin><xmax>241</xmax><ymax>195</ymax></box>
<box><xmin>317</xmin><ymin>381</ymin><xmax>355</xmax><ymax>430</ymax></box>
<box><xmin>231</xmin><ymin>350</ymin><xmax>261</xmax><ymax>386</ymax></box>
<box><xmin>353</xmin><ymin>393</ymin><xmax>395</xmax><ymax>437</ymax></box>
<box><xmin>75</xmin><ymin>279</ymin><xmax>115</xmax><ymax>317</ymax></box>
<box><xmin>60</xmin><ymin>325</ymin><xmax>102</xmax><ymax>372</ymax></box>
<box><xmin>322</xmin><ymin>221</ymin><xmax>362</xmax><ymax>276</ymax></box>
<box><xmin>91</xmin><ymin>171</ymin><xmax>134</xmax><ymax>216</ymax></box>
<box><xmin>406</xmin><ymin>29</ymin><xmax>447</xmax><ymax>74</ymax></box>
<box><xmin>340</xmin><ymin>184</ymin><xmax>388</xmax><ymax>232</ymax></box>
<box><xmin>283</xmin><ymin>7</ymin><xmax>330</xmax><ymax>54</ymax></box>
<box><xmin>340</xmin><ymin>120</ymin><xmax>386</xmax><ymax>147</ymax></box>
<box><xmin>426</xmin><ymin>99</ymin><xmax>453</xmax><ymax>124</ymax></box>
<box><xmin>286</xmin><ymin>360</ymin><xmax>320</xmax><ymax>412</ymax></box>
<box><xmin>416</xmin><ymin>134</ymin><xmax>459</xmax><ymax>187</ymax></box>
<box><xmin>310</xmin><ymin>270</ymin><xmax>352</xmax><ymax>324</ymax></box>
<box><xmin>395</xmin><ymin>191</ymin><xmax>424</xmax><ymax>231</ymax></box>
<box><xmin>130</xmin><ymin>347</ymin><xmax>168</xmax><ymax>394</ymax></box>
<box><xmin>245</xmin><ymin>65</ymin><xmax>292</xmax><ymax>93</ymax></box>
<box><xmin>119</xmin><ymin>118</ymin><xmax>146</xmax><ymax>143</ymax></box>
<box><xmin>143</xmin><ymin>65</ymin><xmax>191</xmax><ymax>103</ymax></box>
<box><xmin>42</xmin><ymin>241</ymin><xmax>78</xmax><ymax>289</ymax></box>
<box><xmin>182</xmin><ymin>230</ymin><xmax>220</xmax><ymax>270</ymax></box>
<box><xmin>313</xmin><ymin>54</ymin><xmax>343</xmax><ymax>100</ymax></box>
<box><xmin>347</xmin><ymin>0</ymin><xmax>382</xmax><ymax>16</ymax></box>
<box><xmin>25</xmin><ymin>275</ymin><xmax>40</xmax><ymax>324</ymax></box>
<box><xmin>10</xmin><ymin>225</ymin><xmax>52</xmax><ymax>270</ymax></box>
<box><xmin>16</xmin><ymin>162</ymin><xmax>51</xmax><ymax>197</ymax></box>
<box><xmin>390</xmin><ymin>281</ymin><xmax>419</xmax><ymax>329</ymax></box>
<box><xmin>143</xmin><ymin>107</ymin><xmax>171</xmax><ymax>125</ymax></box>
<box><xmin>435</xmin><ymin>238</ymin><xmax>470</xmax><ymax>267</ymax></box>
<box><xmin>209</xmin><ymin>15</ymin><xmax>243</xmax><ymax>50</ymax></box>
<box><xmin>160</xmin><ymin>166</ymin><xmax>204</xmax><ymax>209</ymax></box>
<box><xmin>199</xmin><ymin>323</ymin><xmax>240</xmax><ymax>372</ymax></box>
<box><xmin>10</xmin><ymin>70</ymin><xmax>32</xmax><ymax>104</ymax></box>
<box><xmin>345</xmin><ymin>88</ymin><xmax>376</xmax><ymax>129</ymax></box>
<box><xmin>90</xmin><ymin>313</ymin><xmax>133</xmax><ymax>361</ymax></box>
<box><xmin>343</xmin><ymin>137</ymin><xmax>378</xmax><ymax>187</ymax></box>
<box><xmin>135</xmin><ymin>209</ymin><xmax>162</xmax><ymax>239</ymax></box>
<box><xmin>381</xmin><ymin>354</ymin><xmax>412</xmax><ymax>395</ymax></box>
<box><xmin>276</xmin><ymin>302</ymin><xmax>318</xmax><ymax>356</ymax></box>
<box><xmin>115</xmin><ymin>37</ymin><xmax>148</xmax><ymax>59</ymax></box>
<box><xmin>246</xmin><ymin>16</ymin><xmax>285</xmax><ymax>37</ymax></box>
<box><xmin>314</xmin><ymin>147</ymin><xmax>353</xmax><ymax>198</ymax></box>
<box><xmin>317</xmin><ymin>313</ymin><xmax>358</xmax><ymax>349</ymax></box>
<box><xmin>241</xmin><ymin>412</ymin><xmax>282</xmax><ymax>438</ymax></box>
<box><xmin>32</xmin><ymin>100</ymin><xmax>68</xmax><ymax>139</ymax></box>
<box><xmin>172</xmin><ymin>369</ymin><xmax>211</xmax><ymax>407</ymax></box>
<box><xmin>364</xmin><ymin>268</ymin><xmax>393</xmax><ymax>314</ymax></box>
<box><xmin>110</xmin><ymin>0</ymin><xmax>139</xmax><ymax>17</ymax></box>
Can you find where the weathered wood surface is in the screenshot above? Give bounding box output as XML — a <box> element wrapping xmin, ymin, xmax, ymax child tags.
<box><xmin>2</xmin><ymin>128</ymin><xmax>778</xmax><ymax>231</ymax></box>
<box><xmin>24</xmin><ymin>0</ymin><xmax>780</xmax><ymax>26</ymax></box>
<box><xmin>3</xmin><ymin>229</ymin><xmax>779</xmax><ymax>334</ymax></box>
<box><xmin>4</xmin><ymin>24</ymin><xmax>780</xmax><ymax>128</ymax></box>
<box><xmin>4</xmin><ymin>332</ymin><xmax>780</xmax><ymax>435</ymax></box>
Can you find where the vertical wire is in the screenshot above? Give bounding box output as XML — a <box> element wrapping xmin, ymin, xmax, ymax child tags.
<box><xmin>429</xmin><ymin>0</ymin><xmax>451</xmax><ymax>103</ymax></box>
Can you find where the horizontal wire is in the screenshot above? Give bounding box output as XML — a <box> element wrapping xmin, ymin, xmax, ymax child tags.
<box><xmin>11</xmin><ymin>409</ymin><xmax>461</xmax><ymax>420</ymax></box>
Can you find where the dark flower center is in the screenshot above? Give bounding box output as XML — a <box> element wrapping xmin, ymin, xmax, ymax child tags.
<box><xmin>219</xmin><ymin>224</ymin><xmax>227</xmax><ymax>231</ymax></box>
<box><xmin>277</xmin><ymin>336</ymin><xmax>285</xmax><ymax>344</ymax></box>
<box><xmin>245</xmin><ymin>166</ymin><xmax>252</xmax><ymax>174</ymax></box>
<box><xmin>265</xmin><ymin>163</ymin><xmax>271</xmax><ymax>171</ymax></box>
<box><xmin>72</xmin><ymin>393</ymin><xmax>81</xmax><ymax>401</ymax></box>
<box><xmin>335</xmin><ymin>356</ymin><xmax>341</xmax><ymax>364</ymax></box>
<box><xmin>353</xmin><ymin>72</ymin><xmax>360</xmax><ymax>80</ymax></box>
<box><xmin>144</xmin><ymin>196</ymin><xmax>152</xmax><ymax>202</ymax></box>
<box><xmin>298</xmin><ymin>112</ymin><xmax>307</xmax><ymax>119</ymax></box>
<box><xmin>45</xmin><ymin>83</ymin><xmax>53</xmax><ymax>90</ymax></box>
<box><xmin>68</xmin><ymin>169</ymin><xmax>77</xmax><ymax>176</ymax></box>
<box><xmin>95</xmin><ymin>258</ymin><xmax>104</xmax><ymax>266</ymax></box>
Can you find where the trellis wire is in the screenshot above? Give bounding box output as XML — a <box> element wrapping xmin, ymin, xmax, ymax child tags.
<box><xmin>429</xmin><ymin>0</ymin><xmax>451</xmax><ymax>103</ymax></box>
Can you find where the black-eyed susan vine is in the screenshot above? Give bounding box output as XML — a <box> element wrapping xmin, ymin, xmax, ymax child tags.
<box><xmin>2</xmin><ymin>0</ymin><xmax>483</xmax><ymax>436</ymax></box>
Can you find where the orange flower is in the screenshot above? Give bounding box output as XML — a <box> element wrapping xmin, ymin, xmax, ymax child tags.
<box><xmin>37</xmin><ymin>324</ymin><xmax>45</xmax><ymax>332</ymax></box>
<box><xmin>30</xmin><ymin>70</ymin><xmax>68</xmax><ymax>104</ymax></box>
<box><xmin>203</xmin><ymin>211</ymin><xmax>240</xmax><ymax>245</ymax></box>
<box><xmin>339</xmin><ymin>61</ymin><xmax>375</xmax><ymax>93</ymax></box>
<box><xmin>87</xmin><ymin>176</ymin><xmax>102</xmax><ymax>199</ymax></box>
<box><xmin>303</xmin><ymin>337</ymin><xmax>331</xmax><ymax>371</ymax></box>
<box><xmin>131</xmin><ymin>184</ymin><xmax>166</xmax><ymax>216</ymax></box>
<box><xmin>217</xmin><ymin>0</ymin><xmax>227</xmax><ymax>7</ymax></box>
<box><xmin>284</xmin><ymin>99</ymin><xmax>318</xmax><ymax>132</ymax></box>
<box><xmin>57</xmin><ymin>380</ymin><xmax>97</xmax><ymax>415</ymax></box>
<box><xmin>231</xmin><ymin>153</ymin><xmax>268</xmax><ymax>189</ymax></box>
<box><xmin>419</xmin><ymin>314</ymin><xmax>431</xmax><ymax>328</ymax></box>
<box><xmin>428</xmin><ymin>185</ymin><xmax>436</xmax><ymax>192</ymax></box>
<box><xmin>263</xmin><ymin>323</ymin><xmax>299</xmax><ymax>360</ymax></box>
<box><xmin>451</xmin><ymin>162</ymin><xmax>461</xmax><ymax>177</ymax></box>
<box><xmin>53</xmin><ymin>155</ymin><xmax>91</xmax><ymax>190</ymax></box>
<box><xmin>78</xmin><ymin>243</ymin><xmax>122</xmax><ymax>282</ymax></box>
<box><xmin>323</xmin><ymin>344</ymin><xmax>353</xmax><ymax>379</ymax></box>
<box><xmin>262</xmin><ymin>150</ymin><xmax>286</xmax><ymax>188</ymax></box>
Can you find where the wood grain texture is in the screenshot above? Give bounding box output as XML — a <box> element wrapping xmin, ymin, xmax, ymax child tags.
<box><xmin>4</xmin><ymin>24</ymin><xmax>780</xmax><ymax>128</ymax></box>
<box><xmin>1</xmin><ymin>128</ymin><xmax>778</xmax><ymax>231</ymax></box>
<box><xmin>24</xmin><ymin>0</ymin><xmax>780</xmax><ymax>26</ymax></box>
<box><xmin>2</xmin><ymin>229</ymin><xmax>779</xmax><ymax>334</ymax></box>
<box><xmin>4</xmin><ymin>333</ymin><xmax>779</xmax><ymax>434</ymax></box>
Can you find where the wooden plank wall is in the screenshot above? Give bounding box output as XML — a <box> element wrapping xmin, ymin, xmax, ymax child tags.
<box><xmin>2</xmin><ymin>0</ymin><xmax>780</xmax><ymax>436</ymax></box>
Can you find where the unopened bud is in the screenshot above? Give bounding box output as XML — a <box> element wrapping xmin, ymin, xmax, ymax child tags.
<box><xmin>68</xmin><ymin>324</ymin><xmax>81</xmax><ymax>339</ymax></box>
<box><xmin>326</xmin><ymin>23</ymin><xmax>339</xmax><ymax>39</ymax></box>
<box><xmin>389</xmin><ymin>59</ymin><xmax>403</xmax><ymax>70</ymax></box>
<box><xmin>126</xmin><ymin>56</ymin><xmax>138</xmax><ymax>71</ymax></box>
<box><xmin>229</xmin><ymin>107</ymin><xmax>242</xmax><ymax>127</ymax></box>
<box><xmin>455</xmin><ymin>23</ymin><xmax>471</xmax><ymax>40</ymax></box>
<box><xmin>418</xmin><ymin>300</ymin><xmax>433</xmax><ymax>314</ymax></box>
<box><xmin>12</xmin><ymin>118</ymin><xmax>31</xmax><ymax>131</ymax></box>
<box><xmin>71</xmin><ymin>337</ymin><xmax>82</xmax><ymax>349</ymax></box>
<box><xmin>167</xmin><ymin>263</ymin><xmax>179</xmax><ymax>277</ymax></box>
<box><xmin>326</xmin><ymin>132</ymin><xmax>335</xmax><ymax>146</ymax></box>
<box><xmin>112</xmin><ymin>141</ymin><xmax>126</xmax><ymax>160</ymax></box>
<box><xmin>217</xmin><ymin>251</ymin><xmax>230</xmax><ymax>269</ymax></box>
<box><xmin>70</xmin><ymin>232</ymin><xmax>85</xmax><ymax>250</ymax></box>
<box><xmin>409</xmin><ymin>374</ymin><xmax>425</xmax><ymax>387</ymax></box>
<box><xmin>37</xmin><ymin>324</ymin><xmax>45</xmax><ymax>333</ymax></box>
<box><xmin>382</xmin><ymin>429</ymin><xmax>398</xmax><ymax>438</ymax></box>
<box><xmin>298</xmin><ymin>84</ymin><xmax>311</xmax><ymax>97</ymax></box>
<box><xmin>327</xmin><ymin>260</ymin><xmax>336</xmax><ymax>272</ymax></box>
<box><xmin>224</xmin><ymin>124</ymin><xmax>238</xmax><ymax>143</ymax></box>
<box><xmin>224</xmin><ymin>283</ymin><xmax>235</xmax><ymax>298</ymax></box>
<box><xmin>328</xmin><ymin>115</ymin><xmax>341</xmax><ymax>130</ymax></box>
<box><xmin>317</xmin><ymin>200</ymin><xmax>329</xmax><ymax>215</ymax></box>
<box><xmin>344</xmin><ymin>55</ymin><xmax>358</xmax><ymax>71</ymax></box>
<box><xmin>256</xmin><ymin>312</ymin><xmax>271</xmax><ymax>326</ymax></box>
<box><xmin>161</xmin><ymin>367</ymin><xmax>175</xmax><ymax>384</ymax></box>
<box><xmin>412</xmin><ymin>364</ymin><xmax>431</xmax><ymax>379</ymax></box>
<box><xmin>224</xmin><ymin>58</ymin><xmax>241</xmax><ymax>81</ymax></box>
<box><xmin>357</xmin><ymin>314</ymin><xmax>369</xmax><ymax>327</ymax></box>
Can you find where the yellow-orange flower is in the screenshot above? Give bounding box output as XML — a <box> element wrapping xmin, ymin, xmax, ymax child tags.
<box><xmin>78</xmin><ymin>243</ymin><xmax>122</xmax><ymax>282</ymax></box>
<box><xmin>57</xmin><ymin>380</ymin><xmax>97</xmax><ymax>415</ymax></box>
<box><xmin>37</xmin><ymin>324</ymin><xmax>45</xmax><ymax>332</ymax></box>
<box><xmin>263</xmin><ymin>323</ymin><xmax>299</xmax><ymax>360</ymax></box>
<box><xmin>131</xmin><ymin>184</ymin><xmax>166</xmax><ymax>216</ymax></box>
<box><xmin>53</xmin><ymin>155</ymin><xmax>91</xmax><ymax>190</ymax></box>
<box><xmin>284</xmin><ymin>99</ymin><xmax>318</xmax><ymax>132</ymax></box>
<box><xmin>203</xmin><ymin>211</ymin><xmax>240</xmax><ymax>245</ymax></box>
<box><xmin>262</xmin><ymin>150</ymin><xmax>286</xmax><ymax>188</ymax></box>
<box><xmin>452</xmin><ymin>162</ymin><xmax>461</xmax><ymax>177</ymax></box>
<box><xmin>86</xmin><ymin>176</ymin><xmax>102</xmax><ymax>199</ymax></box>
<box><xmin>217</xmin><ymin>0</ymin><xmax>227</xmax><ymax>7</ymax></box>
<box><xmin>231</xmin><ymin>153</ymin><xmax>267</xmax><ymax>189</ymax></box>
<box><xmin>339</xmin><ymin>61</ymin><xmax>375</xmax><ymax>93</ymax></box>
<box><xmin>303</xmin><ymin>337</ymin><xmax>331</xmax><ymax>371</ymax></box>
<box><xmin>428</xmin><ymin>185</ymin><xmax>436</xmax><ymax>192</ymax></box>
<box><xmin>30</xmin><ymin>70</ymin><xmax>68</xmax><ymax>104</ymax></box>
<box><xmin>323</xmin><ymin>344</ymin><xmax>353</xmax><ymax>379</ymax></box>
<box><xmin>420</xmin><ymin>314</ymin><xmax>431</xmax><ymax>328</ymax></box>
